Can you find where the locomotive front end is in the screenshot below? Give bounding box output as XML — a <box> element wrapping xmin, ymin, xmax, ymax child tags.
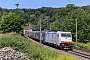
<box><xmin>60</xmin><ymin>32</ymin><xmax>73</xmax><ymax>49</ymax></box>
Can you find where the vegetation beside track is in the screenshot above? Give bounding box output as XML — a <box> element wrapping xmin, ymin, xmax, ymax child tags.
<box><xmin>0</xmin><ymin>32</ymin><xmax>76</xmax><ymax>60</ymax></box>
<box><xmin>73</xmin><ymin>42</ymin><xmax>90</xmax><ymax>50</ymax></box>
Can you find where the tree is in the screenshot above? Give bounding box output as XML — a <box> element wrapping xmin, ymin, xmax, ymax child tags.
<box><xmin>67</xmin><ymin>8</ymin><xmax>90</xmax><ymax>43</ymax></box>
<box><xmin>0</xmin><ymin>14</ymin><xmax>25</xmax><ymax>33</ymax></box>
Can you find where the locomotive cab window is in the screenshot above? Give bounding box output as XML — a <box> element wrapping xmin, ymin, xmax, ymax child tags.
<box><xmin>61</xmin><ymin>33</ymin><xmax>71</xmax><ymax>37</ymax></box>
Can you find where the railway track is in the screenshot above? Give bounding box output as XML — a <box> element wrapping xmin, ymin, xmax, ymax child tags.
<box><xmin>68</xmin><ymin>48</ymin><xmax>90</xmax><ymax>60</ymax></box>
<box><xmin>72</xmin><ymin>47</ymin><xmax>90</xmax><ymax>60</ymax></box>
<box><xmin>69</xmin><ymin>50</ymin><xmax>90</xmax><ymax>59</ymax></box>
<box><xmin>26</xmin><ymin>36</ymin><xmax>90</xmax><ymax>60</ymax></box>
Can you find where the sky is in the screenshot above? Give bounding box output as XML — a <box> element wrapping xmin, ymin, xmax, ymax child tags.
<box><xmin>0</xmin><ymin>0</ymin><xmax>90</xmax><ymax>9</ymax></box>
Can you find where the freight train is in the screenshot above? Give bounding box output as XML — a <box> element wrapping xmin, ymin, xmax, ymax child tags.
<box><xmin>24</xmin><ymin>30</ymin><xmax>73</xmax><ymax>50</ymax></box>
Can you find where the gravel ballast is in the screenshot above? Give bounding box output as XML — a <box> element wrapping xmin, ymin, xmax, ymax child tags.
<box><xmin>0</xmin><ymin>47</ymin><xmax>29</xmax><ymax>60</ymax></box>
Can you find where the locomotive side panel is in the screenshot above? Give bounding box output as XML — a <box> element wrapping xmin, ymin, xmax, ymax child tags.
<box><xmin>45</xmin><ymin>32</ymin><xmax>58</xmax><ymax>45</ymax></box>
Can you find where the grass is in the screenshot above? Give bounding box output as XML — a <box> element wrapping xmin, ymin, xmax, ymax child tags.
<box><xmin>0</xmin><ymin>32</ymin><xmax>77</xmax><ymax>60</ymax></box>
<box><xmin>73</xmin><ymin>42</ymin><xmax>90</xmax><ymax>50</ymax></box>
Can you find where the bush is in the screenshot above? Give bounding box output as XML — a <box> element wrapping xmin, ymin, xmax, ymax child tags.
<box><xmin>0</xmin><ymin>14</ymin><xmax>25</xmax><ymax>33</ymax></box>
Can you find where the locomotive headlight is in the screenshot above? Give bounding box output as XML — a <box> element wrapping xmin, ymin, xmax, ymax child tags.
<box><xmin>61</xmin><ymin>41</ymin><xmax>64</xmax><ymax>43</ymax></box>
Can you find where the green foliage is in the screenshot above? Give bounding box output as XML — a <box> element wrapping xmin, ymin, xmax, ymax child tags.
<box><xmin>0</xmin><ymin>14</ymin><xmax>25</xmax><ymax>33</ymax></box>
<box><xmin>73</xmin><ymin>42</ymin><xmax>90</xmax><ymax>50</ymax></box>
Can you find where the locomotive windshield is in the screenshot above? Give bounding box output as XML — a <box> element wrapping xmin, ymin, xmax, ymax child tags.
<box><xmin>61</xmin><ymin>33</ymin><xmax>71</xmax><ymax>37</ymax></box>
